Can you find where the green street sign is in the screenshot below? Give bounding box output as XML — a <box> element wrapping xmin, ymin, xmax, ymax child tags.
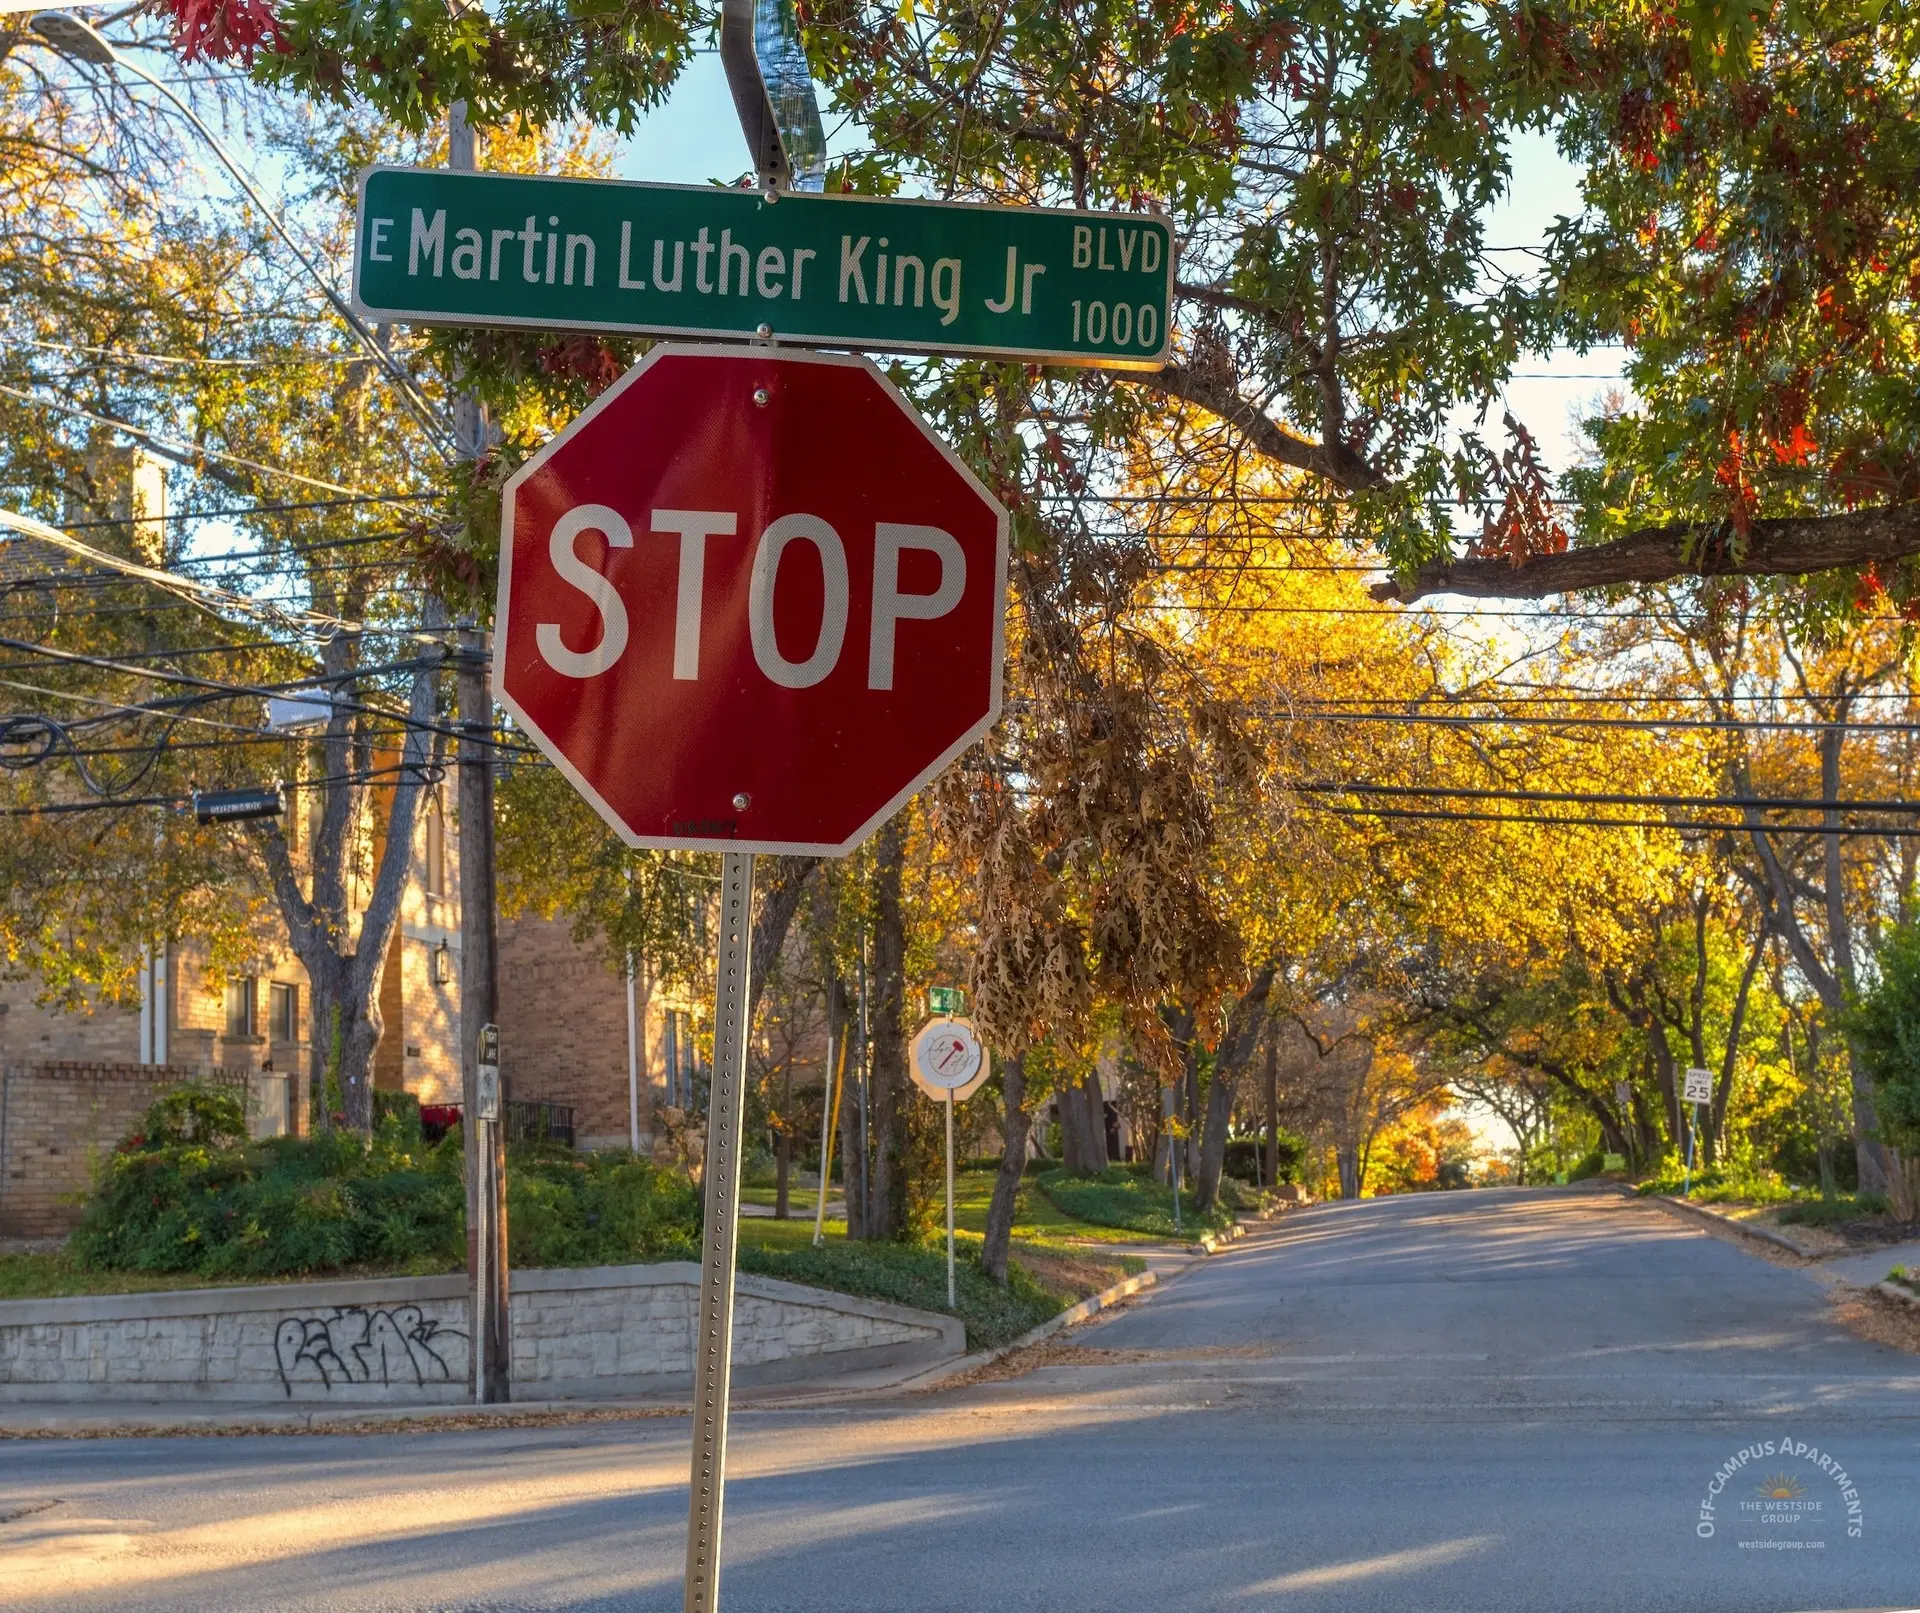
<box><xmin>351</xmin><ymin>167</ymin><xmax>1172</xmax><ymax>370</ymax></box>
<box><xmin>927</xmin><ymin>986</ymin><xmax>966</xmax><ymax>1015</ymax></box>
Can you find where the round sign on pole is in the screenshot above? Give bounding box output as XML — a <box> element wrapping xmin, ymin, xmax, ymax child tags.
<box><xmin>910</xmin><ymin>1016</ymin><xmax>989</xmax><ymax>1101</ymax></box>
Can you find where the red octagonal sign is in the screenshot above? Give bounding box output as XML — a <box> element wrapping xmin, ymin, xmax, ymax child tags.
<box><xmin>494</xmin><ymin>345</ymin><xmax>1008</xmax><ymax>854</ymax></box>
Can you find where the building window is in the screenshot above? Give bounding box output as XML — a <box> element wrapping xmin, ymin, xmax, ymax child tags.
<box><xmin>270</xmin><ymin>982</ymin><xmax>298</xmax><ymax>1042</ymax></box>
<box><xmin>225</xmin><ymin>976</ymin><xmax>257</xmax><ymax>1038</ymax></box>
<box><xmin>423</xmin><ymin>798</ymin><xmax>447</xmax><ymax>895</ymax></box>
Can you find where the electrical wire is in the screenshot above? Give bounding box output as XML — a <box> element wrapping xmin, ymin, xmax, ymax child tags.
<box><xmin>0</xmin><ymin>382</ymin><xmax>431</xmax><ymax>501</ymax></box>
<box><xmin>1288</xmin><ymin>781</ymin><xmax>1920</xmax><ymax>815</ymax></box>
<box><xmin>0</xmin><ymin>507</ymin><xmax>449</xmax><ymax>643</ymax></box>
<box><xmin>57</xmin><ymin>494</ymin><xmax>446</xmax><ymax>531</ymax></box>
<box><xmin>1300</xmin><ymin>801</ymin><xmax>1920</xmax><ymax>838</ymax></box>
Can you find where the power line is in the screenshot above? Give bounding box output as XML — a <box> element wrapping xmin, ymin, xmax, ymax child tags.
<box><xmin>15</xmin><ymin>336</ymin><xmax>370</xmax><ymax>370</ymax></box>
<box><xmin>0</xmin><ymin>507</ymin><xmax>447</xmax><ymax>642</ymax></box>
<box><xmin>57</xmin><ymin>494</ymin><xmax>444</xmax><ymax>532</ymax></box>
<box><xmin>0</xmin><ymin>382</ymin><xmax>430</xmax><ymax>501</ymax></box>
<box><xmin>1289</xmin><ymin>781</ymin><xmax>1920</xmax><ymax>815</ymax></box>
<box><xmin>1249</xmin><ymin>706</ymin><xmax>1920</xmax><ymax>735</ymax></box>
<box><xmin>1301</xmin><ymin>801</ymin><xmax>1920</xmax><ymax>838</ymax></box>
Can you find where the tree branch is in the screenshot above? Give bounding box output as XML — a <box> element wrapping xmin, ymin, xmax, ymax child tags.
<box><xmin>1147</xmin><ymin>362</ymin><xmax>1388</xmax><ymax>491</ymax></box>
<box><xmin>1373</xmin><ymin>503</ymin><xmax>1920</xmax><ymax>602</ymax></box>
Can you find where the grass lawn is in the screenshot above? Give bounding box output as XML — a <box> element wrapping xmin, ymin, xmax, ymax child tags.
<box><xmin>1033</xmin><ymin>1166</ymin><xmax>1236</xmax><ymax>1242</ymax></box>
<box><xmin>950</xmin><ymin>1168</ymin><xmax>1173</xmax><ymax>1244</ymax></box>
<box><xmin>738</xmin><ymin>1186</ymin><xmax>842</xmax><ymax>1214</ymax></box>
<box><xmin>737</xmin><ymin>1214</ymin><xmax>1141</xmax><ymax>1350</ymax></box>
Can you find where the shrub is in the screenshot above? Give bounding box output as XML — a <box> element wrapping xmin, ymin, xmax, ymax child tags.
<box><xmin>1847</xmin><ymin>922</ymin><xmax>1920</xmax><ymax>1155</ymax></box>
<box><xmin>373</xmin><ymin>1090</ymin><xmax>424</xmax><ymax>1143</ymax></box>
<box><xmin>506</xmin><ymin>1148</ymin><xmax>701</xmax><ymax>1268</ymax></box>
<box><xmin>1222</xmin><ymin>1132</ymin><xmax>1306</xmax><ymax>1185</ymax></box>
<box><xmin>1778</xmin><ymin>1193</ymin><xmax>1890</xmax><ymax>1227</ymax></box>
<box><xmin>70</xmin><ymin>1087</ymin><xmax>701</xmax><ymax>1280</ymax></box>
<box><xmin>1635</xmin><ymin>1157</ymin><xmax>1798</xmax><ymax>1204</ymax></box>
<box><xmin>137</xmin><ymin>1082</ymin><xmax>248</xmax><ymax>1150</ymax></box>
<box><xmin>1216</xmin><ymin>1174</ymin><xmax>1272</xmax><ymax>1213</ymax></box>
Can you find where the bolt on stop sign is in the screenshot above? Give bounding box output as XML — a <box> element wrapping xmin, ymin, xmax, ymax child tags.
<box><xmin>494</xmin><ymin>345</ymin><xmax>1009</xmax><ymax>854</ymax></box>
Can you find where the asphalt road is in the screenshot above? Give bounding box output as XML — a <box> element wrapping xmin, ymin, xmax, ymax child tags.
<box><xmin>5</xmin><ymin>1187</ymin><xmax>1919</xmax><ymax>1612</ymax></box>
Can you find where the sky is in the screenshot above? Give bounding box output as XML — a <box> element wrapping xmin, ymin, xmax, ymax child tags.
<box><xmin>618</xmin><ymin>61</ymin><xmax>1628</xmax><ymax>469</ymax></box>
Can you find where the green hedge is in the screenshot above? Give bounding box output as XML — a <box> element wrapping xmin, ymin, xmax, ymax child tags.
<box><xmin>70</xmin><ymin>1083</ymin><xmax>700</xmax><ymax>1280</ymax></box>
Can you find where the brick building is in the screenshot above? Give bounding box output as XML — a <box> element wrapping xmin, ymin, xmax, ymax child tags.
<box><xmin>0</xmin><ymin>765</ymin><xmax>465</xmax><ymax>1132</ymax></box>
<box><xmin>495</xmin><ymin>912</ymin><xmax>703</xmax><ymax>1154</ymax></box>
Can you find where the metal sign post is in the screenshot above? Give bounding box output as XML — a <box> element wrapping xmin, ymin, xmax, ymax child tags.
<box><xmin>945</xmin><ymin>1088</ymin><xmax>956</xmax><ymax>1309</ymax></box>
<box><xmin>685</xmin><ymin>850</ymin><xmax>755</xmax><ymax>1613</ymax></box>
<box><xmin>1681</xmin><ymin>1067</ymin><xmax>1713</xmax><ymax>1197</ymax></box>
<box><xmin>910</xmin><ymin>1016</ymin><xmax>988</xmax><ymax>1311</ymax></box>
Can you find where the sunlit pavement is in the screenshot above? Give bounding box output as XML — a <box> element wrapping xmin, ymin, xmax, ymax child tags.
<box><xmin>4</xmin><ymin>1186</ymin><xmax>1917</xmax><ymax>1612</ymax></box>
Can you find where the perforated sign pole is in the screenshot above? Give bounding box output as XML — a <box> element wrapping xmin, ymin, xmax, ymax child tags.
<box><xmin>685</xmin><ymin>849</ymin><xmax>755</xmax><ymax>1613</ymax></box>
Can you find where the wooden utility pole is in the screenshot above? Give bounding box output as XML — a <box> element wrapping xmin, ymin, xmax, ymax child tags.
<box><xmin>458</xmin><ymin>622</ymin><xmax>509</xmax><ymax>1402</ymax></box>
<box><xmin>449</xmin><ymin>100</ymin><xmax>508</xmax><ymax>1405</ymax></box>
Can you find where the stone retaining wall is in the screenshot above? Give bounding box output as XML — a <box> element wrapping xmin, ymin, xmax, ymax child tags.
<box><xmin>0</xmin><ymin>1262</ymin><xmax>962</xmax><ymax>1403</ymax></box>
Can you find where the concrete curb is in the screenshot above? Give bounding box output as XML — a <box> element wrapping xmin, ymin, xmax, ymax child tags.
<box><xmin>890</xmin><ymin>1268</ymin><xmax>1166</xmax><ymax>1393</ymax></box>
<box><xmin>1652</xmin><ymin>1194</ymin><xmax>1828</xmax><ymax>1258</ymax></box>
<box><xmin>0</xmin><ymin>1396</ymin><xmax>698</xmax><ymax>1438</ymax></box>
<box><xmin>1876</xmin><ymin>1279</ymin><xmax>1920</xmax><ymax>1309</ymax></box>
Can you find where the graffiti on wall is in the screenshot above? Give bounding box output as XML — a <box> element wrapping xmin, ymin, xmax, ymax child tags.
<box><xmin>273</xmin><ymin>1306</ymin><xmax>467</xmax><ymax>1395</ymax></box>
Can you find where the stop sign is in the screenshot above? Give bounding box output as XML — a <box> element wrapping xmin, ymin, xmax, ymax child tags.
<box><xmin>493</xmin><ymin>345</ymin><xmax>1008</xmax><ymax>854</ymax></box>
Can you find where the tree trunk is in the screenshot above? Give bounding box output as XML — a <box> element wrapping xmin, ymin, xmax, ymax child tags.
<box><xmin>1705</xmin><ymin>926</ymin><xmax>1768</xmax><ymax>1166</ymax></box>
<box><xmin>864</xmin><ymin>818</ymin><xmax>908</xmax><ymax>1240</ymax></box>
<box><xmin>1081</xmin><ymin>1074</ymin><xmax>1109</xmax><ymax>1168</ymax></box>
<box><xmin>980</xmin><ymin>1054</ymin><xmax>1028</xmax><ymax>1285</ymax></box>
<box><xmin>1336</xmin><ymin>1145</ymin><xmax>1361</xmax><ymax>1199</ymax></box>
<box><xmin>774</xmin><ymin>1061</ymin><xmax>792</xmax><ymax>1219</ymax></box>
<box><xmin>1184</xmin><ymin>1055</ymin><xmax>1202</xmax><ymax>1180</ymax></box>
<box><xmin>1193</xmin><ymin>967</ymin><xmax>1276</xmax><ymax>1212</ymax></box>
<box><xmin>1055</xmin><ymin>1081</ymin><xmax>1085</xmax><ymax>1171</ymax></box>
<box><xmin>1058</xmin><ymin>1072</ymin><xmax>1106</xmax><ymax>1174</ymax></box>
<box><xmin>1646</xmin><ymin>1014</ymin><xmax>1684</xmax><ymax>1155</ymax></box>
<box><xmin>257</xmin><ymin>629</ymin><xmax>443</xmax><ymax>1141</ymax></box>
<box><xmin>1263</xmin><ymin>1038</ymin><xmax>1278</xmax><ymax>1188</ymax></box>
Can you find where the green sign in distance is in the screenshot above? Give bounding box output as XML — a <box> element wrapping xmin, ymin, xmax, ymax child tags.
<box><xmin>927</xmin><ymin>985</ymin><xmax>966</xmax><ymax>1016</ymax></box>
<box><xmin>352</xmin><ymin>167</ymin><xmax>1172</xmax><ymax>370</ymax></box>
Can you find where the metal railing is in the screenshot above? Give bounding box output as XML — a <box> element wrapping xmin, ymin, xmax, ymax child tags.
<box><xmin>504</xmin><ymin>1099</ymin><xmax>575</xmax><ymax>1149</ymax></box>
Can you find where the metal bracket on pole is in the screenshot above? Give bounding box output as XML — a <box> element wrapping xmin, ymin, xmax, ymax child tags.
<box><xmin>685</xmin><ymin>849</ymin><xmax>755</xmax><ymax>1613</ymax></box>
<box><xmin>720</xmin><ymin>0</ymin><xmax>826</xmax><ymax>194</ymax></box>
